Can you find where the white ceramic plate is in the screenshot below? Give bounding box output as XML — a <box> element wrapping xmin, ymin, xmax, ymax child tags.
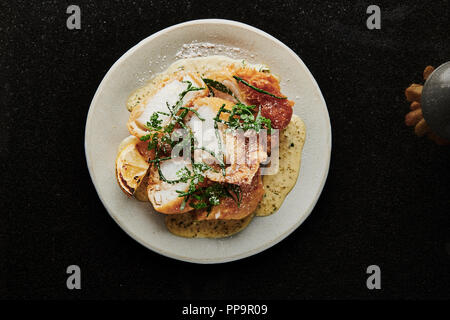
<box><xmin>85</xmin><ymin>19</ymin><xmax>331</xmax><ymax>263</ymax></box>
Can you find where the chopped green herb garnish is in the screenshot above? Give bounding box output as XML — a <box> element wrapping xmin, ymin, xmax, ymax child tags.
<box><xmin>195</xmin><ymin>146</ymin><xmax>226</xmax><ymax>176</ymax></box>
<box><xmin>215</xmin><ymin>103</ymin><xmax>272</xmax><ymax>134</ymax></box>
<box><xmin>138</xmin><ymin>78</ymin><xmax>266</xmax><ymax>213</ymax></box>
<box><xmin>202</xmin><ymin>78</ymin><xmax>241</xmax><ymax>103</ymax></box>
<box><xmin>180</xmin><ymin>183</ymin><xmax>241</xmax><ymax>214</ymax></box>
<box><xmin>146</xmin><ymin>113</ymin><xmax>163</xmax><ymax>131</ymax></box>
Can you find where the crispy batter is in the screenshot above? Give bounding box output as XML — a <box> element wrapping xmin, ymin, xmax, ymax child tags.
<box><xmin>189</xmin><ymin>97</ymin><xmax>268</xmax><ymax>185</ymax></box>
<box><xmin>193</xmin><ymin>173</ymin><xmax>264</xmax><ymax>221</ymax></box>
<box><xmin>134</xmin><ymin>172</ymin><xmax>149</xmax><ymax>202</ymax></box>
<box><xmin>234</xmin><ymin>68</ymin><xmax>294</xmax><ymax>129</ymax></box>
<box><xmin>136</xmin><ymin>140</ymin><xmax>155</xmax><ymax>162</ymax></box>
<box><xmin>205</xmin><ymin>130</ymin><xmax>267</xmax><ymax>185</ymax></box>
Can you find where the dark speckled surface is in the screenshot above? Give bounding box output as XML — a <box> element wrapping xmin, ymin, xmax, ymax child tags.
<box><xmin>1</xmin><ymin>0</ymin><xmax>449</xmax><ymax>299</ymax></box>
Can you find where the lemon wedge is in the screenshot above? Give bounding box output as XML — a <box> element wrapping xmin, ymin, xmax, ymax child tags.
<box><xmin>116</xmin><ymin>140</ymin><xmax>150</xmax><ymax>196</ymax></box>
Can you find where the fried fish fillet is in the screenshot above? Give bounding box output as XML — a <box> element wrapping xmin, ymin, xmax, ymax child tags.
<box><xmin>187</xmin><ymin>97</ymin><xmax>267</xmax><ymax>185</ymax></box>
<box><xmin>146</xmin><ymin>158</ymin><xmax>194</xmax><ymax>214</ymax></box>
<box><xmin>127</xmin><ymin>72</ymin><xmax>208</xmax><ymax>138</ymax></box>
<box><xmin>193</xmin><ymin>173</ymin><xmax>264</xmax><ymax>221</ymax></box>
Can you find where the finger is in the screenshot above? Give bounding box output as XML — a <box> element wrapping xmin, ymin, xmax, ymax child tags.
<box><xmin>423</xmin><ymin>66</ymin><xmax>435</xmax><ymax>81</ymax></box>
<box><xmin>414</xmin><ymin>118</ymin><xmax>430</xmax><ymax>137</ymax></box>
<box><xmin>410</xmin><ymin>101</ymin><xmax>421</xmax><ymax>110</ymax></box>
<box><xmin>405</xmin><ymin>84</ymin><xmax>423</xmax><ymax>102</ymax></box>
<box><xmin>405</xmin><ymin>108</ymin><xmax>423</xmax><ymax>126</ymax></box>
<box><xmin>427</xmin><ymin>132</ymin><xmax>450</xmax><ymax>145</ymax></box>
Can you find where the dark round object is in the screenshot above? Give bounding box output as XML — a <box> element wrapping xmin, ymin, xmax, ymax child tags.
<box><xmin>422</xmin><ymin>61</ymin><xmax>450</xmax><ymax>140</ymax></box>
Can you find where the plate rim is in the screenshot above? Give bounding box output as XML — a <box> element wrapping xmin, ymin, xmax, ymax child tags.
<box><xmin>84</xmin><ymin>18</ymin><xmax>332</xmax><ymax>264</ymax></box>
